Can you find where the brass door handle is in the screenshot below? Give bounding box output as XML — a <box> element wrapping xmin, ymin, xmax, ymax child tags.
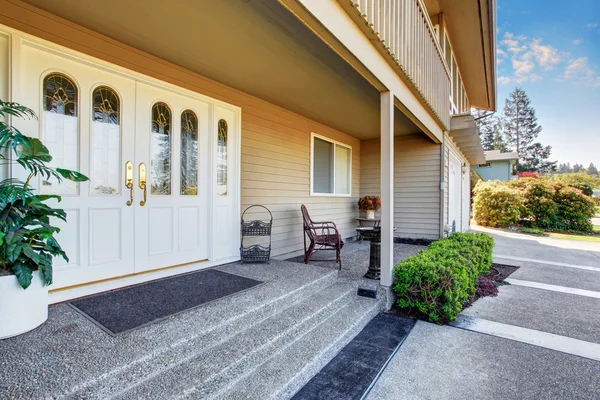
<box><xmin>139</xmin><ymin>162</ymin><xmax>147</xmax><ymax>206</ymax></box>
<box><xmin>125</xmin><ymin>161</ymin><xmax>134</xmax><ymax>206</ymax></box>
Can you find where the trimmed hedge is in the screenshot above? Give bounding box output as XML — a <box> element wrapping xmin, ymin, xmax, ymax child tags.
<box><xmin>393</xmin><ymin>232</ymin><xmax>494</xmax><ymax>324</ymax></box>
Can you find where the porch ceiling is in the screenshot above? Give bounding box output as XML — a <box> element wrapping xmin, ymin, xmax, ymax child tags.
<box><xmin>23</xmin><ymin>0</ymin><xmax>421</xmax><ymax>139</ymax></box>
<box><xmin>449</xmin><ymin>114</ymin><xmax>486</xmax><ymax>164</ymax></box>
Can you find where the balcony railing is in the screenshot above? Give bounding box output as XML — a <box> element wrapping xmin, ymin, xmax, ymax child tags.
<box><xmin>346</xmin><ymin>0</ymin><xmax>451</xmax><ymax>130</ymax></box>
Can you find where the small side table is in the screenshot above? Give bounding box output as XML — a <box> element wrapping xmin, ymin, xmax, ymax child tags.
<box><xmin>356</xmin><ymin>227</ymin><xmax>382</xmax><ymax>280</ymax></box>
<box><xmin>356</xmin><ymin>218</ymin><xmax>380</xmax><ymax>241</ymax></box>
<box><xmin>356</xmin><ymin>217</ymin><xmax>381</xmax><ymax>227</ymax></box>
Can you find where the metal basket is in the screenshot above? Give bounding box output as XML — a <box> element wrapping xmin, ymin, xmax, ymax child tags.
<box><xmin>240</xmin><ymin>244</ymin><xmax>271</xmax><ymax>263</ymax></box>
<box><xmin>240</xmin><ymin>205</ymin><xmax>273</xmax><ymax>263</ymax></box>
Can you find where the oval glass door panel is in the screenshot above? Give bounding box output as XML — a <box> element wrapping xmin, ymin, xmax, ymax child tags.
<box><xmin>91</xmin><ymin>86</ymin><xmax>120</xmax><ymax>195</ymax></box>
<box><xmin>150</xmin><ymin>102</ymin><xmax>171</xmax><ymax>195</ymax></box>
<box><xmin>180</xmin><ymin>110</ymin><xmax>198</xmax><ymax>195</ymax></box>
<box><xmin>42</xmin><ymin>72</ymin><xmax>79</xmax><ymax>195</ymax></box>
<box><xmin>217</xmin><ymin>119</ymin><xmax>227</xmax><ymax>196</ymax></box>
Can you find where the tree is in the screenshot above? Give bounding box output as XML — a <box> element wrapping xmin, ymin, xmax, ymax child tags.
<box><xmin>502</xmin><ymin>87</ymin><xmax>554</xmax><ymax>172</ymax></box>
<box><xmin>588</xmin><ymin>163</ymin><xmax>598</xmax><ymax>175</ymax></box>
<box><xmin>573</xmin><ymin>163</ymin><xmax>585</xmax><ymax>173</ymax></box>
<box><xmin>493</xmin><ymin>130</ymin><xmax>508</xmax><ymax>152</ymax></box>
<box><xmin>474</xmin><ymin>109</ymin><xmax>495</xmax><ymax>151</ymax></box>
<box><xmin>521</xmin><ymin>142</ymin><xmax>556</xmax><ymax>173</ymax></box>
<box><xmin>557</xmin><ymin>162</ymin><xmax>573</xmax><ymax>174</ymax></box>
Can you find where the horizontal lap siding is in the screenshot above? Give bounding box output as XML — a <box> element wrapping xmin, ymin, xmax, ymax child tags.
<box><xmin>0</xmin><ymin>5</ymin><xmax>361</xmax><ymax>260</ymax></box>
<box><xmin>360</xmin><ymin>135</ymin><xmax>441</xmax><ymax>240</ymax></box>
<box><xmin>241</xmin><ymin>111</ymin><xmax>361</xmax><ymax>259</ymax></box>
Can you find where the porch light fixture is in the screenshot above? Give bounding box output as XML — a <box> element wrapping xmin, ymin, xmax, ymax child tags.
<box><xmin>461</xmin><ymin>163</ymin><xmax>468</xmax><ymax>175</ymax></box>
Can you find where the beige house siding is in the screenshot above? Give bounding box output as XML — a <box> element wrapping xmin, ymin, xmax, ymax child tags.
<box><xmin>241</xmin><ymin>108</ymin><xmax>361</xmax><ymax>258</ymax></box>
<box><xmin>0</xmin><ymin>10</ymin><xmax>361</xmax><ymax>260</ymax></box>
<box><xmin>361</xmin><ymin>134</ymin><xmax>441</xmax><ymax>240</ymax></box>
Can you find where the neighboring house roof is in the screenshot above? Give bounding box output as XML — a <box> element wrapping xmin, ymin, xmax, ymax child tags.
<box><xmin>484</xmin><ymin>150</ymin><xmax>519</xmax><ymax>162</ymax></box>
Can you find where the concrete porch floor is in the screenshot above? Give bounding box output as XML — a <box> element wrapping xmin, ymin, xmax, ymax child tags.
<box><xmin>0</xmin><ymin>242</ymin><xmax>422</xmax><ymax>399</ymax></box>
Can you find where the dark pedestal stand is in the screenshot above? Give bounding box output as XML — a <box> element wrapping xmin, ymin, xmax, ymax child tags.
<box><xmin>356</xmin><ymin>227</ymin><xmax>381</xmax><ymax>280</ymax></box>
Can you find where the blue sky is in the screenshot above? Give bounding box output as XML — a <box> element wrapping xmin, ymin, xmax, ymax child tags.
<box><xmin>496</xmin><ymin>0</ymin><xmax>599</xmax><ymax>166</ymax></box>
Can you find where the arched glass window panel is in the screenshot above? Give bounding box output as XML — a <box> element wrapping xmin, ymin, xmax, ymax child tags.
<box><xmin>217</xmin><ymin>119</ymin><xmax>228</xmax><ymax>196</ymax></box>
<box><xmin>91</xmin><ymin>86</ymin><xmax>120</xmax><ymax>195</ymax></box>
<box><xmin>42</xmin><ymin>73</ymin><xmax>79</xmax><ymax>195</ymax></box>
<box><xmin>180</xmin><ymin>110</ymin><xmax>198</xmax><ymax>195</ymax></box>
<box><xmin>151</xmin><ymin>102</ymin><xmax>172</xmax><ymax>195</ymax></box>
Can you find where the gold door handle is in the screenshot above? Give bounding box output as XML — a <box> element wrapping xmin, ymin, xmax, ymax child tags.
<box><xmin>139</xmin><ymin>162</ymin><xmax>147</xmax><ymax>206</ymax></box>
<box><xmin>125</xmin><ymin>161</ymin><xmax>134</xmax><ymax>206</ymax></box>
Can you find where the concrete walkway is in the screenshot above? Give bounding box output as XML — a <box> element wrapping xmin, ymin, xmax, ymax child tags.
<box><xmin>368</xmin><ymin>228</ymin><xmax>600</xmax><ymax>400</ymax></box>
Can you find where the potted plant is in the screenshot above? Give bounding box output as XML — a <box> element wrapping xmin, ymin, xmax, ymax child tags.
<box><xmin>0</xmin><ymin>100</ymin><xmax>87</xmax><ymax>339</ymax></box>
<box><xmin>358</xmin><ymin>195</ymin><xmax>381</xmax><ymax>219</ymax></box>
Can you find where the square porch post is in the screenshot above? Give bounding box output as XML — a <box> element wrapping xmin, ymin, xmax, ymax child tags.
<box><xmin>380</xmin><ymin>91</ymin><xmax>394</xmax><ymax>287</ymax></box>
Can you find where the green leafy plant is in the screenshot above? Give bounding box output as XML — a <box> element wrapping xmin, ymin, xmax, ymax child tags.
<box><xmin>472</xmin><ymin>180</ymin><xmax>523</xmax><ymax>228</ymax></box>
<box><xmin>393</xmin><ymin>233</ymin><xmax>494</xmax><ymax>324</ymax></box>
<box><xmin>553</xmin><ymin>184</ymin><xmax>596</xmax><ymax>232</ymax></box>
<box><xmin>509</xmin><ymin>178</ymin><xmax>558</xmax><ymax>229</ymax></box>
<box><xmin>0</xmin><ymin>100</ymin><xmax>88</xmax><ymax>289</ymax></box>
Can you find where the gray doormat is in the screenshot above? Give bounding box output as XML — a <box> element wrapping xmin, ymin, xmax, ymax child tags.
<box><xmin>68</xmin><ymin>269</ymin><xmax>263</xmax><ymax>335</ymax></box>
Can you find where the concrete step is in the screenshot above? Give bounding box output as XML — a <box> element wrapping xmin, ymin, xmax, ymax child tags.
<box><xmin>210</xmin><ymin>295</ymin><xmax>382</xmax><ymax>400</ymax></box>
<box><xmin>109</xmin><ymin>283</ymin><xmax>380</xmax><ymax>400</ymax></box>
<box><xmin>67</xmin><ymin>264</ymin><xmax>338</xmax><ymax>399</ymax></box>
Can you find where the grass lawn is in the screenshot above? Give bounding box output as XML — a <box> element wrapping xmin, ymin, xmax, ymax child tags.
<box><xmin>517</xmin><ymin>225</ymin><xmax>600</xmax><ymax>243</ymax></box>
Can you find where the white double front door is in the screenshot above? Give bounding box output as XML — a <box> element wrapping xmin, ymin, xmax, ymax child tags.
<box><xmin>16</xmin><ymin>39</ymin><xmax>239</xmax><ymax>289</ymax></box>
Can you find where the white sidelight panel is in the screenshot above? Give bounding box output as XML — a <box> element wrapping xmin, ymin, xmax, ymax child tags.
<box><xmin>380</xmin><ymin>91</ymin><xmax>394</xmax><ymax>287</ymax></box>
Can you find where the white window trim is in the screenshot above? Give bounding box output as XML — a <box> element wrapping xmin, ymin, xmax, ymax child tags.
<box><xmin>310</xmin><ymin>132</ymin><xmax>352</xmax><ymax>197</ymax></box>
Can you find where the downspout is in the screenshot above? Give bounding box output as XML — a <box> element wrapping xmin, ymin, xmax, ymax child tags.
<box><xmin>439</xmin><ymin>132</ymin><xmax>446</xmax><ymax>239</ymax></box>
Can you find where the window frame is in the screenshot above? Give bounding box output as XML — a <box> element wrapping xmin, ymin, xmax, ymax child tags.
<box><xmin>309</xmin><ymin>133</ymin><xmax>352</xmax><ymax>197</ymax></box>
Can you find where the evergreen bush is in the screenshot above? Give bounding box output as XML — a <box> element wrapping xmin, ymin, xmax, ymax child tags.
<box><xmin>393</xmin><ymin>233</ymin><xmax>494</xmax><ymax>324</ymax></box>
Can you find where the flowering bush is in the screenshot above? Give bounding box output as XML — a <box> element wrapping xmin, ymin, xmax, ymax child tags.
<box><xmin>553</xmin><ymin>185</ymin><xmax>596</xmax><ymax>232</ymax></box>
<box><xmin>516</xmin><ymin>171</ymin><xmax>541</xmax><ymax>179</ymax></box>
<box><xmin>476</xmin><ymin>178</ymin><xmax>596</xmax><ymax>232</ymax></box>
<box><xmin>472</xmin><ymin>181</ymin><xmax>523</xmax><ymax>228</ymax></box>
<box><xmin>358</xmin><ymin>196</ymin><xmax>381</xmax><ymax>211</ymax></box>
<box><xmin>509</xmin><ymin>178</ymin><xmax>558</xmax><ymax>229</ymax></box>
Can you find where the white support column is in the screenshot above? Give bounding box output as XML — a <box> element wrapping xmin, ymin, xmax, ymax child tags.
<box><xmin>380</xmin><ymin>91</ymin><xmax>394</xmax><ymax>287</ymax></box>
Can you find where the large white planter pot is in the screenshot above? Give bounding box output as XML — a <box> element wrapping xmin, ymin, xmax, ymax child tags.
<box><xmin>0</xmin><ymin>270</ymin><xmax>48</xmax><ymax>339</ymax></box>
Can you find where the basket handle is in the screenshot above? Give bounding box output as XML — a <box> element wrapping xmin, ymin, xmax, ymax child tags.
<box><xmin>241</xmin><ymin>205</ymin><xmax>273</xmax><ymax>221</ymax></box>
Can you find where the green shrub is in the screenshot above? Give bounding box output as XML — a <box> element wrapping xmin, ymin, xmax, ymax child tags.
<box><xmin>472</xmin><ymin>181</ymin><xmax>523</xmax><ymax>228</ymax></box>
<box><xmin>509</xmin><ymin>178</ymin><xmax>558</xmax><ymax>229</ymax></box>
<box><xmin>393</xmin><ymin>233</ymin><xmax>494</xmax><ymax>324</ymax></box>
<box><xmin>569</xmin><ymin>183</ymin><xmax>594</xmax><ymax>197</ymax></box>
<box><xmin>553</xmin><ymin>185</ymin><xmax>596</xmax><ymax>232</ymax></box>
<box><xmin>549</xmin><ymin>172</ymin><xmax>600</xmax><ymax>189</ymax></box>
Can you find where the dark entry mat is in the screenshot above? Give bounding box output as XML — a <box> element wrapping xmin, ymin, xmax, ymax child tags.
<box><xmin>68</xmin><ymin>269</ymin><xmax>263</xmax><ymax>335</ymax></box>
<box><xmin>293</xmin><ymin>313</ymin><xmax>416</xmax><ymax>400</ymax></box>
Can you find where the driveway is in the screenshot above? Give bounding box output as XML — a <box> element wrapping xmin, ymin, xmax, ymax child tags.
<box><xmin>367</xmin><ymin>228</ymin><xmax>600</xmax><ymax>399</ymax></box>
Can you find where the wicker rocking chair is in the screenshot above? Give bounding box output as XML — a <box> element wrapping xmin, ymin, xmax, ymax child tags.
<box><xmin>301</xmin><ymin>204</ymin><xmax>344</xmax><ymax>269</ymax></box>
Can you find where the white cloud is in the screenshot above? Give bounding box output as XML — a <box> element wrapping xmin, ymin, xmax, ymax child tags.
<box><xmin>573</xmin><ymin>39</ymin><xmax>582</xmax><ymax>45</ymax></box>
<box><xmin>512</xmin><ymin>58</ymin><xmax>535</xmax><ymax>75</ymax></box>
<box><xmin>524</xmin><ymin>39</ymin><xmax>561</xmax><ymax>70</ymax></box>
<box><xmin>498</xmin><ymin>76</ymin><xmax>512</xmax><ymax>85</ymax></box>
<box><xmin>564</xmin><ymin>57</ymin><xmax>600</xmax><ymax>87</ymax></box>
<box><xmin>503</xmin><ymin>32</ymin><xmax>514</xmax><ymax>39</ymax></box>
<box><xmin>585</xmin><ymin>23</ymin><xmax>598</xmax><ymax>29</ymax></box>
<box><xmin>497</xmin><ymin>48</ymin><xmax>507</xmax><ymax>57</ymax></box>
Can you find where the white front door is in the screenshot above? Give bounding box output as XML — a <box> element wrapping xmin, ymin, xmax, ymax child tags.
<box><xmin>18</xmin><ymin>44</ymin><xmax>137</xmax><ymax>288</ymax></box>
<box><xmin>448</xmin><ymin>152</ymin><xmax>462</xmax><ymax>232</ymax></box>
<box><xmin>133</xmin><ymin>82</ymin><xmax>210</xmax><ymax>272</ymax></box>
<box><xmin>15</xmin><ymin>37</ymin><xmax>240</xmax><ymax>290</ymax></box>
